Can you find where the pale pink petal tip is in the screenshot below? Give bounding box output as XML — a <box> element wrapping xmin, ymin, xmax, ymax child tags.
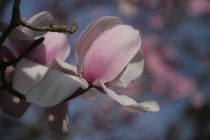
<box><xmin>97</xmin><ymin>80</ymin><xmax>159</xmax><ymax>113</ymax></box>
<box><xmin>114</xmin><ymin>50</ymin><xmax>144</xmax><ymax>88</ymax></box>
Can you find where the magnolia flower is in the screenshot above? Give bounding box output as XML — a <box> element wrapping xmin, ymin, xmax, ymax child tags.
<box><xmin>0</xmin><ymin>11</ymin><xmax>70</xmax><ymax>136</ymax></box>
<box><xmin>13</xmin><ymin>16</ymin><xmax>159</xmax><ymax>116</ymax></box>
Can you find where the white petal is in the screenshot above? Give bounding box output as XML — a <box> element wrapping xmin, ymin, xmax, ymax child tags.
<box><xmin>45</xmin><ymin>102</ymin><xmax>69</xmax><ymax>136</ymax></box>
<box><xmin>48</xmin><ymin>59</ymin><xmax>78</xmax><ymax>76</ymax></box>
<box><xmin>113</xmin><ymin>50</ymin><xmax>144</xmax><ymax>88</ymax></box>
<box><xmin>81</xmin><ymin>88</ymin><xmax>99</xmax><ymax>101</ymax></box>
<box><xmin>26</xmin><ymin>69</ymin><xmax>89</xmax><ymax>107</ymax></box>
<box><xmin>98</xmin><ymin>80</ymin><xmax>159</xmax><ymax>113</ymax></box>
<box><xmin>13</xmin><ymin>58</ymin><xmax>48</xmax><ymax>95</ymax></box>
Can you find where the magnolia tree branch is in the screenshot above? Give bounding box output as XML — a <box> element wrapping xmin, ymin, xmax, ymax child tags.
<box><xmin>0</xmin><ymin>0</ymin><xmax>83</xmax><ymax>101</ymax></box>
<box><xmin>0</xmin><ymin>56</ymin><xmax>26</xmax><ymax>99</ymax></box>
<box><xmin>21</xmin><ymin>21</ymin><xmax>78</xmax><ymax>34</ymax></box>
<box><xmin>0</xmin><ymin>0</ymin><xmax>21</xmax><ymax>48</ymax></box>
<box><xmin>63</xmin><ymin>85</ymin><xmax>93</xmax><ymax>102</ymax></box>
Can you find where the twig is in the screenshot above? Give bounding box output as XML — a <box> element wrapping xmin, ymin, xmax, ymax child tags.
<box><xmin>0</xmin><ymin>56</ymin><xmax>25</xmax><ymax>99</ymax></box>
<box><xmin>63</xmin><ymin>85</ymin><xmax>93</xmax><ymax>102</ymax></box>
<box><xmin>0</xmin><ymin>0</ymin><xmax>21</xmax><ymax>49</ymax></box>
<box><xmin>1</xmin><ymin>37</ymin><xmax>45</xmax><ymax>67</ymax></box>
<box><xmin>0</xmin><ymin>82</ymin><xmax>12</xmax><ymax>91</ymax></box>
<box><xmin>21</xmin><ymin>21</ymin><xmax>78</xmax><ymax>34</ymax></box>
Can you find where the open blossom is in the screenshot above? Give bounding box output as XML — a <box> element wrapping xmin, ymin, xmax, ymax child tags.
<box><xmin>13</xmin><ymin>16</ymin><xmax>159</xmax><ymax>115</ymax></box>
<box><xmin>0</xmin><ymin>11</ymin><xmax>70</xmax><ymax>136</ymax></box>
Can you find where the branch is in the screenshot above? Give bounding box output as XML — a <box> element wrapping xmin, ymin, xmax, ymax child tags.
<box><xmin>0</xmin><ymin>0</ymin><xmax>21</xmax><ymax>49</ymax></box>
<box><xmin>21</xmin><ymin>21</ymin><xmax>78</xmax><ymax>34</ymax></box>
<box><xmin>1</xmin><ymin>37</ymin><xmax>45</xmax><ymax>67</ymax></box>
<box><xmin>63</xmin><ymin>85</ymin><xmax>93</xmax><ymax>102</ymax></box>
<box><xmin>0</xmin><ymin>82</ymin><xmax>12</xmax><ymax>91</ymax></box>
<box><xmin>0</xmin><ymin>56</ymin><xmax>25</xmax><ymax>99</ymax></box>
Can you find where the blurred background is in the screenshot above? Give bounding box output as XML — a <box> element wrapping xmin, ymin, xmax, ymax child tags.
<box><xmin>0</xmin><ymin>0</ymin><xmax>210</xmax><ymax>139</ymax></box>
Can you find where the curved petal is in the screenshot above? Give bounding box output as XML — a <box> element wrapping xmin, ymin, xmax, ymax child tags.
<box><xmin>13</xmin><ymin>58</ymin><xmax>48</xmax><ymax>95</ymax></box>
<box><xmin>45</xmin><ymin>102</ymin><xmax>69</xmax><ymax>136</ymax></box>
<box><xmin>22</xmin><ymin>11</ymin><xmax>54</xmax><ymax>38</ymax></box>
<box><xmin>0</xmin><ymin>71</ymin><xmax>30</xmax><ymax>118</ymax></box>
<box><xmin>97</xmin><ymin>80</ymin><xmax>159</xmax><ymax>113</ymax></box>
<box><xmin>75</xmin><ymin>16</ymin><xmax>122</xmax><ymax>75</ymax></box>
<box><xmin>84</xmin><ymin>25</ymin><xmax>141</xmax><ymax>84</ymax></box>
<box><xmin>112</xmin><ymin>50</ymin><xmax>144</xmax><ymax>88</ymax></box>
<box><xmin>26</xmin><ymin>69</ymin><xmax>89</xmax><ymax>107</ymax></box>
<box><xmin>48</xmin><ymin>59</ymin><xmax>77</xmax><ymax>76</ymax></box>
<box><xmin>29</xmin><ymin>32</ymin><xmax>70</xmax><ymax>65</ymax></box>
<box><xmin>81</xmin><ymin>88</ymin><xmax>99</xmax><ymax>101</ymax></box>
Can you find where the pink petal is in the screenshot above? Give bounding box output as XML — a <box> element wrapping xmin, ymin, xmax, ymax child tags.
<box><xmin>45</xmin><ymin>102</ymin><xmax>69</xmax><ymax>136</ymax></box>
<box><xmin>22</xmin><ymin>11</ymin><xmax>54</xmax><ymax>38</ymax></box>
<box><xmin>75</xmin><ymin>16</ymin><xmax>122</xmax><ymax>75</ymax></box>
<box><xmin>13</xmin><ymin>58</ymin><xmax>48</xmax><ymax>95</ymax></box>
<box><xmin>0</xmin><ymin>71</ymin><xmax>30</xmax><ymax>118</ymax></box>
<box><xmin>97</xmin><ymin>80</ymin><xmax>159</xmax><ymax>113</ymax></box>
<box><xmin>26</xmin><ymin>69</ymin><xmax>89</xmax><ymax>107</ymax></box>
<box><xmin>81</xmin><ymin>89</ymin><xmax>99</xmax><ymax>101</ymax></box>
<box><xmin>84</xmin><ymin>25</ymin><xmax>141</xmax><ymax>84</ymax></box>
<box><xmin>112</xmin><ymin>50</ymin><xmax>144</xmax><ymax>88</ymax></box>
<box><xmin>29</xmin><ymin>32</ymin><xmax>70</xmax><ymax>65</ymax></box>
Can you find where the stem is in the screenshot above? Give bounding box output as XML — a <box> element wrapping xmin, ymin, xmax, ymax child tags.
<box><xmin>63</xmin><ymin>85</ymin><xmax>93</xmax><ymax>102</ymax></box>
<box><xmin>21</xmin><ymin>20</ymin><xmax>78</xmax><ymax>34</ymax></box>
<box><xmin>0</xmin><ymin>0</ymin><xmax>21</xmax><ymax>48</ymax></box>
<box><xmin>0</xmin><ymin>57</ymin><xmax>25</xmax><ymax>99</ymax></box>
